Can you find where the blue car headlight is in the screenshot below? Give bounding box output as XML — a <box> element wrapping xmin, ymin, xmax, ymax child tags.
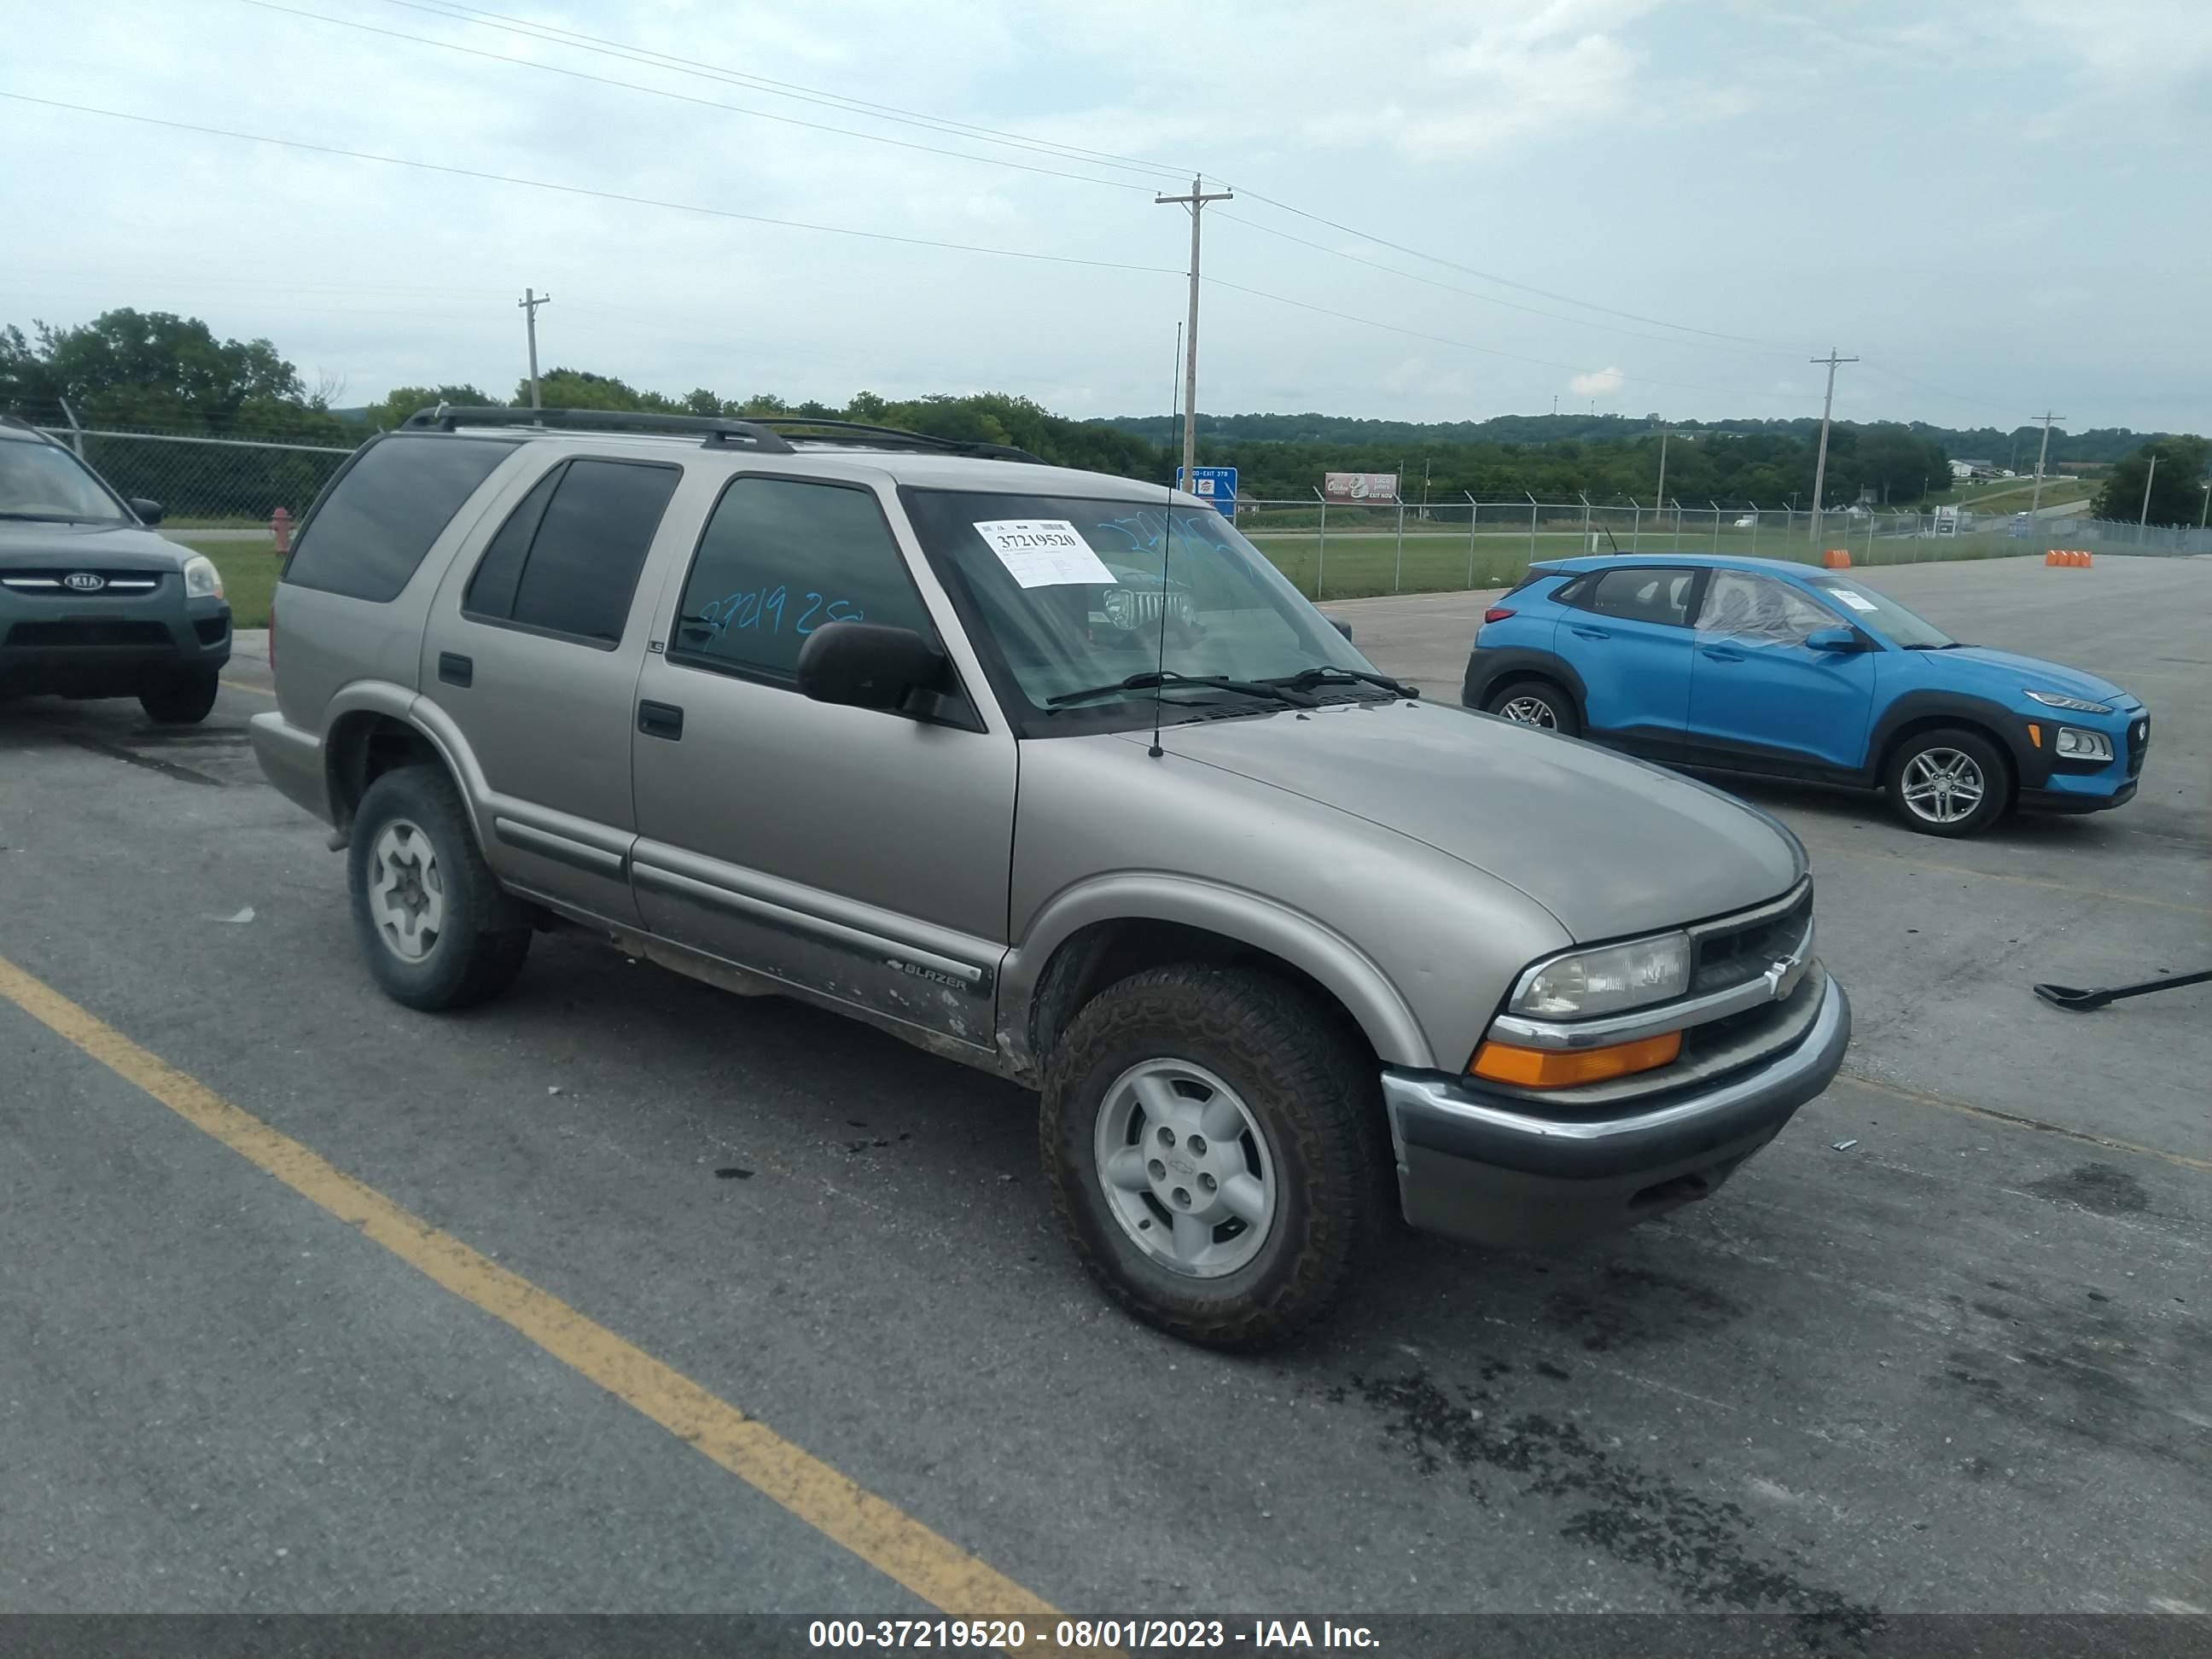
<box><xmin>2024</xmin><ymin>688</ymin><xmax>2113</xmax><ymax>715</ymax></box>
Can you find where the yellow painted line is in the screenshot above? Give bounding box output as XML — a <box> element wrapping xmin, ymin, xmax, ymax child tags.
<box><xmin>1807</xmin><ymin>842</ymin><xmax>2212</xmax><ymax>918</ymax></box>
<box><xmin>219</xmin><ymin>678</ymin><xmax>275</xmax><ymax>697</ymax></box>
<box><xmin>0</xmin><ymin>952</ymin><xmax>1059</xmax><ymax>1619</ymax></box>
<box><xmin>1837</xmin><ymin>1068</ymin><xmax>2212</xmax><ymax>1175</ymax></box>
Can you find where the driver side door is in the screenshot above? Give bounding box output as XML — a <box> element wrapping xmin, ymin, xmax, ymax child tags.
<box><xmin>1685</xmin><ymin>569</ymin><xmax>1877</xmax><ymax>776</ymax></box>
<box><xmin>626</xmin><ymin>471</ymin><xmax>1016</xmax><ymax>1051</ymax></box>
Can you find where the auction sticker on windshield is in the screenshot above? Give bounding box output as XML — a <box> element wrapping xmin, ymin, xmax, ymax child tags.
<box><xmin>974</xmin><ymin>519</ymin><xmax>1118</xmax><ymax>588</ymax></box>
<box><xmin>1830</xmin><ymin>590</ymin><xmax>1880</xmax><ymax>613</ymax></box>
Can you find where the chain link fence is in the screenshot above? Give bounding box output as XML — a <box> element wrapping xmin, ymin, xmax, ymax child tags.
<box><xmin>35</xmin><ymin>424</ymin><xmax>352</xmax><ymax>527</ymax></box>
<box><xmin>1229</xmin><ymin>497</ymin><xmax>2206</xmax><ymax>601</ymax></box>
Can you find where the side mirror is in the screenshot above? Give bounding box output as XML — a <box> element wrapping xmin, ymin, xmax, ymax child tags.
<box><xmin>796</xmin><ymin>621</ymin><xmax>950</xmax><ymax>715</ymax></box>
<box><xmin>1806</xmin><ymin>626</ymin><xmax>1866</xmax><ymax>653</ymax></box>
<box><xmin>129</xmin><ymin>498</ymin><xmax>166</xmax><ymax>526</ymax></box>
<box><xmin>1328</xmin><ymin>616</ymin><xmax>1353</xmax><ymax>642</ymax></box>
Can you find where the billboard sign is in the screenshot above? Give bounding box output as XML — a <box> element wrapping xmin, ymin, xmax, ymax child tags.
<box><xmin>1176</xmin><ymin>465</ymin><xmax>1238</xmax><ymax>514</ymax></box>
<box><xmin>1323</xmin><ymin>471</ymin><xmax>1400</xmax><ymax>503</ymax></box>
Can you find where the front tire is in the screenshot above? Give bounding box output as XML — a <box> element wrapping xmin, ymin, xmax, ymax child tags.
<box><xmin>1485</xmin><ymin>677</ymin><xmax>1581</xmax><ymax>737</ymax></box>
<box><xmin>1041</xmin><ymin>966</ymin><xmax>1378</xmax><ymax>1350</ymax></box>
<box><xmin>139</xmin><ymin>667</ymin><xmax>219</xmax><ymax>725</ymax></box>
<box><xmin>1884</xmin><ymin>726</ymin><xmax>2010</xmax><ymax>837</ymax></box>
<box><xmin>348</xmin><ymin>764</ymin><xmax>533</xmax><ymax>1010</ymax></box>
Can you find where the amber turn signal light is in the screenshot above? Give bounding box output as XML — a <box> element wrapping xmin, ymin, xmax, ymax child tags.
<box><xmin>1470</xmin><ymin>1030</ymin><xmax>1682</xmax><ymax>1088</ymax></box>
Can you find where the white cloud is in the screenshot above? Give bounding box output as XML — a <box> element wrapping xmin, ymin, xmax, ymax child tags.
<box><xmin>1569</xmin><ymin>366</ymin><xmax>1625</xmax><ymax>397</ymax></box>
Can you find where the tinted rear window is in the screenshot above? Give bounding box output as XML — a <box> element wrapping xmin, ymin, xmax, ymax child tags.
<box><xmin>286</xmin><ymin>436</ymin><xmax>516</xmax><ymax>602</ymax></box>
<box><xmin>496</xmin><ymin>458</ymin><xmax>678</xmax><ymax>644</ymax></box>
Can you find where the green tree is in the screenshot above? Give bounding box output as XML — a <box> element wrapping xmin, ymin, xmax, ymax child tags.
<box><xmin>0</xmin><ymin>308</ymin><xmax>306</xmax><ymax>431</ymax></box>
<box><xmin>361</xmin><ymin>383</ymin><xmax>492</xmax><ymax>430</ymax></box>
<box><xmin>2093</xmin><ymin>437</ymin><xmax>2210</xmax><ymax>526</ymax></box>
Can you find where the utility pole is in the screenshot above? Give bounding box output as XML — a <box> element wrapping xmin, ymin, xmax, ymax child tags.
<box><xmin>2139</xmin><ymin>452</ymin><xmax>2158</xmax><ymax>526</ymax></box>
<box><xmin>1807</xmin><ymin>347</ymin><xmax>1858</xmax><ymax>544</ymax></box>
<box><xmin>1155</xmin><ymin>176</ymin><xmax>1232</xmax><ymax>496</ymax></box>
<box><xmin>2199</xmin><ymin>481</ymin><xmax>2209</xmax><ymax>529</ymax></box>
<box><xmin>518</xmin><ymin>288</ymin><xmax>552</xmax><ymax>410</ymax></box>
<box><xmin>2028</xmin><ymin>410</ymin><xmax>2064</xmax><ymax>515</ymax></box>
<box><xmin>1652</xmin><ymin>421</ymin><xmax>1673</xmax><ymax>527</ymax></box>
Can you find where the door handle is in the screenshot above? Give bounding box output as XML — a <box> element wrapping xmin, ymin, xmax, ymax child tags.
<box><xmin>437</xmin><ymin>651</ymin><xmax>473</xmax><ymax>687</ymax></box>
<box><xmin>1570</xmin><ymin>626</ymin><xmax>1610</xmax><ymax>639</ymax></box>
<box><xmin>1700</xmin><ymin>646</ymin><xmax>1745</xmax><ymax>662</ymax></box>
<box><xmin>637</xmin><ymin>700</ymin><xmax>684</xmax><ymax>740</ymax></box>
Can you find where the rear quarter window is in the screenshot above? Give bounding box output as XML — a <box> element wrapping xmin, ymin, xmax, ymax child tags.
<box><xmin>285</xmin><ymin>435</ymin><xmax>517</xmax><ymax>602</ymax></box>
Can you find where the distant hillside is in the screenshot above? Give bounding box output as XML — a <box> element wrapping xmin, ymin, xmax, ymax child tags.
<box><xmin>1103</xmin><ymin>411</ymin><xmax>2174</xmax><ymax>468</ymax></box>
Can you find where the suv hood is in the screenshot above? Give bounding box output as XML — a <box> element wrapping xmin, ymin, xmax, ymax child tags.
<box><xmin>1922</xmin><ymin>645</ymin><xmax>2134</xmax><ymax>708</ymax></box>
<box><xmin>1140</xmin><ymin>699</ymin><xmax>1803</xmax><ymax>940</ymax></box>
<box><xmin>0</xmin><ymin>519</ymin><xmax>189</xmax><ymax>572</ymax></box>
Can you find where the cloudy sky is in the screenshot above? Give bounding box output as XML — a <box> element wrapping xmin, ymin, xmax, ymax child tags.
<box><xmin>4</xmin><ymin>1</ymin><xmax>2206</xmax><ymax>432</ymax></box>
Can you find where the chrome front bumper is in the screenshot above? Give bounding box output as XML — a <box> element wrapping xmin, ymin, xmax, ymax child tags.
<box><xmin>1380</xmin><ymin>972</ymin><xmax>1850</xmax><ymax>1248</ymax></box>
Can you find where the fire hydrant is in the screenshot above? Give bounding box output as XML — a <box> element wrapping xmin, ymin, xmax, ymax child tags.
<box><xmin>271</xmin><ymin>506</ymin><xmax>292</xmax><ymax>556</ymax></box>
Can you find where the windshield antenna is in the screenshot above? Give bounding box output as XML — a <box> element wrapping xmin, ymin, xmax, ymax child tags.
<box><xmin>1149</xmin><ymin>318</ymin><xmax>1183</xmax><ymax>759</ymax></box>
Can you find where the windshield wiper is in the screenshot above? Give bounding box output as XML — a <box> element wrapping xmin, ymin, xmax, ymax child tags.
<box><xmin>1046</xmin><ymin>670</ymin><xmax>1318</xmax><ymax>710</ymax></box>
<box><xmin>1265</xmin><ymin>665</ymin><xmax>1418</xmax><ymax>699</ymax></box>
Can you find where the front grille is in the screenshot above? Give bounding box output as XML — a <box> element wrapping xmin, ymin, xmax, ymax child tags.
<box><xmin>5</xmin><ymin>620</ymin><xmax>174</xmax><ymax>649</ymax></box>
<box><xmin>2127</xmin><ymin>718</ymin><xmax>2148</xmax><ymax>778</ymax></box>
<box><xmin>1690</xmin><ymin>883</ymin><xmax>1812</xmax><ymax>997</ymax></box>
<box><xmin>0</xmin><ymin>570</ymin><xmax>164</xmax><ymax>597</ymax></box>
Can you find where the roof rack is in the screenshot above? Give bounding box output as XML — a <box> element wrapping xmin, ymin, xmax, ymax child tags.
<box><xmin>747</xmin><ymin>417</ymin><xmax>1044</xmax><ymax>464</ymax></box>
<box><xmin>400</xmin><ymin>405</ymin><xmax>795</xmax><ymax>453</ymax></box>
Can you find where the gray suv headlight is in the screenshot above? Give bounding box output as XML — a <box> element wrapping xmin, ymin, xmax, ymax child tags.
<box><xmin>182</xmin><ymin>555</ymin><xmax>225</xmax><ymax>601</ymax></box>
<box><xmin>1509</xmin><ymin>932</ymin><xmax>1692</xmax><ymax>1018</ymax></box>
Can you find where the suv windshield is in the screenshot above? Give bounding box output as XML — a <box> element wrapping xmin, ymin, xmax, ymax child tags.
<box><xmin>0</xmin><ymin>437</ymin><xmax>131</xmax><ymax>523</ymax></box>
<box><xmin>1802</xmin><ymin>573</ymin><xmax>1954</xmax><ymax>649</ymax></box>
<box><xmin>904</xmin><ymin>490</ymin><xmax>1375</xmax><ymax>728</ymax></box>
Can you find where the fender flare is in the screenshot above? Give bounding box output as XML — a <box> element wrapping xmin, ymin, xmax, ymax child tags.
<box><xmin>1869</xmin><ymin>690</ymin><xmax>2046</xmax><ymax>789</ymax></box>
<box><xmin>321</xmin><ymin>683</ymin><xmax>497</xmax><ymax>850</ymax></box>
<box><xmin>1000</xmin><ymin>872</ymin><xmax>1434</xmax><ymax>1075</ymax></box>
<box><xmin>1463</xmin><ymin>647</ymin><xmax>1588</xmax><ymax>715</ymax></box>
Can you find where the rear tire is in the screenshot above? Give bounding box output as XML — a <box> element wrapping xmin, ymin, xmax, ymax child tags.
<box><xmin>1485</xmin><ymin>677</ymin><xmax>1581</xmax><ymax>737</ymax></box>
<box><xmin>138</xmin><ymin>667</ymin><xmax>219</xmax><ymax>725</ymax></box>
<box><xmin>1884</xmin><ymin>726</ymin><xmax>2010</xmax><ymax>837</ymax></box>
<box><xmin>1041</xmin><ymin>966</ymin><xmax>1378</xmax><ymax>1351</ymax></box>
<box><xmin>348</xmin><ymin>764</ymin><xmax>533</xmax><ymax>1010</ymax></box>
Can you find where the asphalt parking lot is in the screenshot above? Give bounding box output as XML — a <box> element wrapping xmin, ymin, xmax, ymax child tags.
<box><xmin>1</xmin><ymin>554</ymin><xmax>2205</xmax><ymax>1621</ymax></box>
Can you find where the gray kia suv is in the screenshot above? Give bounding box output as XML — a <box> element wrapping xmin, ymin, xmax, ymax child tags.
<box><xmin>250</xmin><ymin>407</ymin><xmax>1850</xmax><ymax>1348</ymax></box>
<box><xmin>0</xmin><ymin>417</ymin><xmax>232</xmax><ymax>722</ymax></box>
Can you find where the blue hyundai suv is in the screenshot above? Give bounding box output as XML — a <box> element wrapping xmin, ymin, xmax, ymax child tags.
<box><xmin>1463</xmin><ymin>555</ymin><xmax>2147</xmax><ymax>837</ymax></box>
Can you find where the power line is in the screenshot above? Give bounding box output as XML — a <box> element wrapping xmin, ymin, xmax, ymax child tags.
<box><xmin>244</xmin><ymin>0</ymin><xmax>1157</xmax><ymax>195</ymax></box>
<box><xmin>369</xmin><ymin>0</ymin><xmax>1813</xmax><ymax>358</ymax></box>
<box><xmin>1214</xmin><ymin>210</ymin><xmax>1802</xmax><ymax>361</ymax></box>
<box><xmin>1200</xmin><ymin>276</ymin><xmax>1777</xmax><ymax>404</ymax></box>
<box><xmin>377</xmin><ymin>0</ymin><xmax>1190</xmax><ymax>185</ymax></box>
<box><xmin>0</xmin><ymin>92</ymin><xmax>1186</xmax><ymax>279</ymax></box>
<box><xmin>1223</xmin><ymin>184</ymin><xmax>1809</xmax><ymax>350</ymax></box>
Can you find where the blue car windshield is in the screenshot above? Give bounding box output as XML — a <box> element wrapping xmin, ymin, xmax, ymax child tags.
<box><xmin>1803</xmin><ymin>573</ymin><xmax>1953</xmax><ymax>649</ymax></box>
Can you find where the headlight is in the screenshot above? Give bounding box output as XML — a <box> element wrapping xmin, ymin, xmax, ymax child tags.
<box><xmin>2024</xmin><ymin>688</ymin><xmax>2112</xmax><ymax>715</ymax></box>
<box><xmin>182</xmin><ymin>555</ymin><xmax>225</xmax><ymax>601</ymax></box>
<box><xmin>1510</xmin><ymin>932</ymin><xmax>1691</xmax><ymax>1018</ymax></box>
<box><xmin>2055</xmin><ymin>726</ymin><xmax>2112</xmax><ymax>761</ymax></box>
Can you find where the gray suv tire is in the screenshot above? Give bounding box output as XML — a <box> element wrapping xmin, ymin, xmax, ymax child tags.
<box><xmin>1041</xmin><ymin>965</ymin><xmax>1377</xmax><ymax>1349</ymax></box>
<box><xmin>347</xmin><ymin>764</ymin><xmax>533</xmax><ymax>1010</ymax></box>
<box><xmin>139</xmin><ymin>667</ymin><xmax>219</xmax><ymax>725</ymax></box>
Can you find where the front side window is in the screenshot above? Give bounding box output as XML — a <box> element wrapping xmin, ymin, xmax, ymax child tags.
<box><xmin>288</xmin><ymin>435</ymin><xmax>516</xmax><ymax>603</ymax></box>
<box><xmin>901</xmin><ymin>490</ymin><xmax>1372</xmax><ymax>731</ymax></box>
<box><xmin>1694</xmin><ymin>571</ymin><xmax>1841</xmax><ymax>647</ymax></box>
<box><xmin>669</xmin><ymin>475</ymin><xmax>934</xmax><ymax>681</ymax></box>
<box><xmin>0</xmin><ymin>438</ymin><xmax>131</xmax><ymax>524</ymax></box>
<box><xmin>463</xmin><ymin>457</ymin><xmax>678</xmax><ymax>645</ymax></box>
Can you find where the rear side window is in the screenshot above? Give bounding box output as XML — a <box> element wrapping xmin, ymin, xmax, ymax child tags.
<box><xmin>286</xmin><ymin>436</ymin><xmax>516</xmax><ymax>602</ymax></box>
<box><xmin>1581</xmin><ymin>567</ymin><xmax>1696</xmax><ymax>626</ymax></box>
<box><xmin>668</xmin><ymin>476</ymin><xmax>933</xmax><ymax>683</ymax></box>
<box><xmin>463</xmin><ymin>458</ymin><xmax>680</xmax><ymax>646</ymax></box>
